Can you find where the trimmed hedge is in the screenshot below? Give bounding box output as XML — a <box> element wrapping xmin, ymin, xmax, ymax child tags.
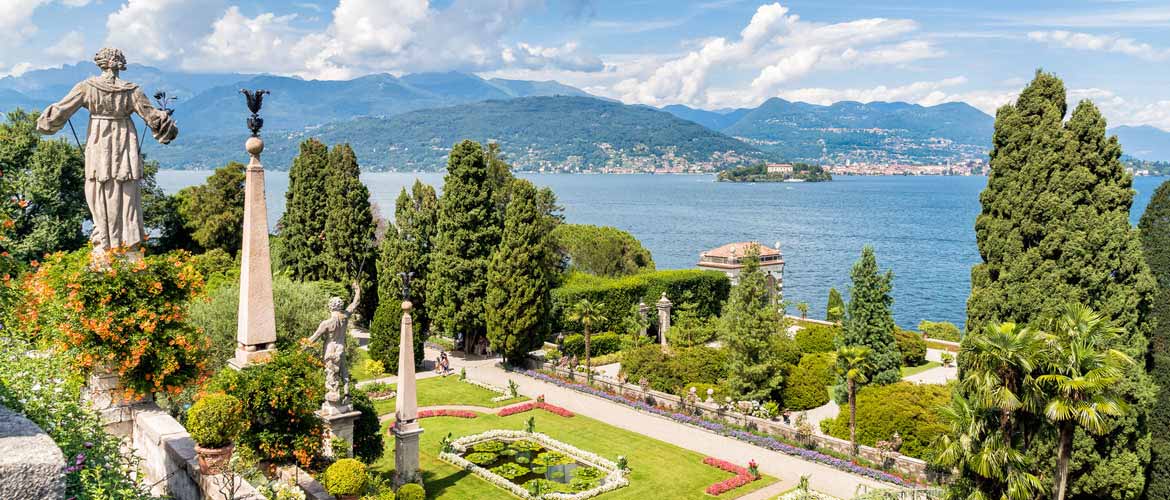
<box><xmin>794</xmin><ymin>324</ymin><xmax>838</xmax><ymax>353</ymax></box>
<box><xmin>561</xmin><ymin>332</ymin><xmax>622</xmax><ymax>358</ymax></box>
<box><xmin>894</xmin><ymin>328</ymin><xmax>927</xmax><ymax>367</ymax></box>
<box><xmin>782</xmin><ymin>352</ymin><xmax>835</xmax><ymax>410</ymax></box>
<box><xmin>821</xmin><ymin>382</ymin><xmax>950</xmax><ymax>459</ymax></box>
<box><xmin>551</xmin><ymin>270</ymin><xmax>730</xmax><ymax>334</ymax></box>
<box><xmin>918</xmin><ymin>320</ymin><xmax>961</xmax><ymax>342</ymax></box>
<box><xmin>619</xmin><ymin>345</ymin><xmax>728</xmax><ymax>394</ymax></box>
<box><xmin>396</xmin><ymin>483</ymin><xmax>426</xmax><ymax>500</ymax></box>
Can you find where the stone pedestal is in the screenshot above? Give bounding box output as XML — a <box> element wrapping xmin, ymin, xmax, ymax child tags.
<box><xmin>393</xmin><ymin>300</ymin><xmax>423</xmax><ymax>486</ymax></box>
<box><xmin>637</xmin><ymin>301</ymin><xmax>649</xmax><ymax>339</ymax></box>
<box><xmin>317</xmin><ymin>408</ymin><xmax>361</xmax><ymax>459</ymax></box>
<box><xmin>230</xmin><ymin>136</ymin><xmax>277</xmax><ymax>369</ymax></box>
<box><xmin>656</xmin><ymin>292</ymin><xmax>672</xmax><ymax>348</ymax></box>
<box><xmin>392</xmin><ymin>424</ymin><xmax>424</xmax><ymax>487</ymax></box>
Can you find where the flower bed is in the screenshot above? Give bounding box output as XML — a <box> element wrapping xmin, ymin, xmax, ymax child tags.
<box><xmin>701</xmin><ymin>457</ymin><xmax>757</xmax><ymax>496</ymax></box>
<box><xmin>419</xmin><ymin>409</ymin><xmax>478</xmax><ymax>419</ymax></box>
<box><xmin>522</xmin><ymin>369</ymin><xmax>919</xmax><ymax>487</ymax></box>
<box><xmin>439</xmin><ymin>430</ymin><xmax>627</xmax><ymax>500</ymax></box>
<box><xmin>498</xmin><ymin>400</ymin><xmax>575</xmax><ymax>418</ymax></box>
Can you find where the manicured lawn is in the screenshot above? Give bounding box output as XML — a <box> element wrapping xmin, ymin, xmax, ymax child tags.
<box><xmin>370</xmin><ymin>375</ymin><xmax>527</xmax><ymax>415</ymax></box>
<box><xmin>900</xmin><ymin>361</ymin><xmax>942</xmax><ymax>377</ymax></box>
<box><xmin>372</xmin><ymin>411</ymin><xmax>779</xmax><ymax>499</ymax></box>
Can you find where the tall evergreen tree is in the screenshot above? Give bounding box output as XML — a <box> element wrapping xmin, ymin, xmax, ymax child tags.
<box><xmin>963</xmin><ymin>71</ymin><xmax>1156</xmax><ymax>499</ymax></box>
<box><xmin>176</xmin><ymin>161</ymin><xmax>244</xmax><ymax>256</ymax></box>
<box><xmin>323</xmin><ymin>143</ymin><xmax>377</xmax><ymax>320</ymax></box>
<box><xmin>369</xmin><ymin>181</ymin><xmax>438</xmax><ymax>372</ymax></box>
<box><xmin>838</xmin><ymin>246</ymin><xmax>901</xmax><ymax>387</ymax></box>
<box><xmin>486</xmin><ymin>178</ymin><xmax>562</xmax><ymax>364</ymax></box>
<box><xmin>280</xmin><ymin>139</ymin><xmax>330</xmax><ymax>281</ymax></box>
<box><xmin>1138</xmin><ymin>180</ymin><xmax>1170</xmax><ymax>499</ymax></box>
<box><xmin>430</xmin><ymin>140</ymin><xmax>500</xmax><ymax>350</ymax></box>
<box><xmin>720</xmin><ymin>245</ymin><xmax>786</xmax><ymax>402</ymax></box>
<box><xmin>826</xmin><ymin>287</ymin><xmax>844</xmax><ymax>323</ymax></box>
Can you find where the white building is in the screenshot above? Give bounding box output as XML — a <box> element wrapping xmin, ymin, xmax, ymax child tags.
<box><xmin>697</xmin><ymin>241</ymin><xmax>784</xmax><ymax>298</ymax></box>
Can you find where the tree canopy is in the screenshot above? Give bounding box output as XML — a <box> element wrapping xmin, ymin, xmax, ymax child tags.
<box><xmin>550</xmin><ymin>223</ymin><xmax>654</xmax><ymax>277</ymax></box>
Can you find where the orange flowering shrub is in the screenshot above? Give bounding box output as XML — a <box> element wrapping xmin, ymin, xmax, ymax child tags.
<box><xmin>14</xmin><ymin>248</ymin><xmax>210</xmax><ymax>398</ymax></box>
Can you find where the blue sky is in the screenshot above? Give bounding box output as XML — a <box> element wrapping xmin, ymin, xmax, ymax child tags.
<box><xmin>4</xmin><ymin>0</ymin><xmax>1169</xmax><ymax>129</ymax></box>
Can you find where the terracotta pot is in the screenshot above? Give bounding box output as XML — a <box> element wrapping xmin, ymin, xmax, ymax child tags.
<box><xmin>194</xmin><ymin>443</ymin><xmax>235</xmax><ymax>475</ymax></box>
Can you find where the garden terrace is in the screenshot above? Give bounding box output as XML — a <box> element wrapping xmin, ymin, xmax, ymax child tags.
<box><xmin>366</xmin><ymin>375</ymin><xmax>527</xmax><ymax>415</ymax></box>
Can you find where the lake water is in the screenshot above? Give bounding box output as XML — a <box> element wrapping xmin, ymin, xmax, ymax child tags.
<box><xmin>156</xmin><ymin>171</ymin><xmax>1167</xmax><ymax>329</ymax></box>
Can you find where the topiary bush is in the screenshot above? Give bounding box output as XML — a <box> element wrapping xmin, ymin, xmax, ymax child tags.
<box><xmin>794</xmin><ymin>324</ymin><xmax>838</xmax><ymax>353</ymax></box>
<box><xmin>351</xmin><ymin>391</ymin><xmax>384</xmax><ymax>463</ymax></box>
<box><xmin>187</xmin><ymin>393</ymin><xmax>248</xmax><ymax>448</ymax></box>
<box><xmin>893</xmin><ymin>328</ymin><xmax>926</xmax><ymax>367</ymax></box>
<box><xmin>396</xmin><ymin>483</ymin><xmax>425</xmax><ymax>500</ymax></box>
<box><xmin>782</xmin><ymin>352</ymin><xmax>835</xmax><ymax>410</ymax></box>
<box><xmin>323</xmin><ymin>458</ymin><xmax>367</xmax><ymax>496</ymax></box>
<box><xmin>560</xmin><ymin>332</ymin><xmax>622</xmax><ymax>358</ymax></box>
<box><xmin>918</xmin><ymin>320</ymin><xmax>961</xmax><ymax>342</ymax></box>
<box><xmin>821</xmin><ymin>382</ymin><xmax>950</xmax><ymax>459</ymax></box>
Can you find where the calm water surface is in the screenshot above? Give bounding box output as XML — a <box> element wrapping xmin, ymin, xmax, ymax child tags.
<box><xmin>156</xmin><ymin>171</ymin><xmax>1167</xmax><ymax>329</ymax></box>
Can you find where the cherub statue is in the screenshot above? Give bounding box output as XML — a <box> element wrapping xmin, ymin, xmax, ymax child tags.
<box><xmin>35</xmin><ymin>48</ymin><xmax>178</xmax><ymax>264</ymax></box>
<box><xmin>305</xmin><ymin>282</ymin><xmax>360</xmax><ymax>414</ymax></box>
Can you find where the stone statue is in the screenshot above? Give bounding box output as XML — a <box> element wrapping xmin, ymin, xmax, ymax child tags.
<box><xmin>306</xmin><ymin>283</ymin><xmax>360</xmax><ymax>414</ymax></box>
<box><xmin>35</xmin><ymin>48</ymin><xmax>178</xmax><ymax>264</ymax></box>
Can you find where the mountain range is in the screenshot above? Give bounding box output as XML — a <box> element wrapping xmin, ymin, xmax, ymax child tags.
<box><xmin>3</xmin><ymin>63</ymin><xmax>1168</xmax><ymax>170</ymax></box>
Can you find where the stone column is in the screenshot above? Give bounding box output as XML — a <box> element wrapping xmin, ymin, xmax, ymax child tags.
<box><xmin>230</xmin><ymin>136</ymin><xmax>277</xmax><ymax>369</ymax></box>
<box><xmin>638</xmin><ymin>301</ymin><xmax>649</xmax><ymax>339</ymax></box>
<box><xmin>393</xmin><ymin>301</ymin><xmax>423</xmax><ymax>487</ymax></box>
<box><xmin>656</xmin><ymin>292</ymin><xmax>672</xmax><ymax>348</ymax></box>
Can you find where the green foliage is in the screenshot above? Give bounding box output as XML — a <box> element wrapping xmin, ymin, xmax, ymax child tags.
<box><xmin>838</xmin><ymin>246</ymin><xmax>901</xmax><ymax>388</ymax></box>
<box><xmin>395</xmin><ymin>483</ymin><xmax>425</xmax><ymax>500</ymax></box>
<box><xmin>721</xmin><ymin>246</ymin><xmax>786</xmax><ymax>402</ymax></box>
<box><xmin>487</xmin><ymin>178</ymin><xmax>562</xmax><ymax>363</ymax></box>
<box><xmin>280</xmin><ymin>138</ymin><xmax>330</xmax><ymax>281</ymax></box>
<box><xmin>204</xmin><ymin>348</ymin><xmax>324</xmax><ymax>467</ymax></box>
<box><xmin>368</xmin><ymin>300</ymin><xmax>425</xmax><ymax>374</ymax></box>
<box><xmin>795</xmin><ymin>324</ymin><xmax>838</xmax><ymax>353</ymax></box>
<box><xmin>465</xmin><ymin>452</ymin><xmax>497</xmax><ymax>465</ymax></box>
<box><xmin>668</xmin><ymin>302</ymin><xmax>719</xmax><ymax>348</ymax></box>
<box><xmin>1140</xmin><ymin>180</ymin><xmax>1170</xmax><ymax>499</ymax></box>
<box><xmin>188</xmin><ymin>274</ymin><xmax>338</xmax><ymax>371</ymax></box>
<box><xmin>323</xmin><ymin>143</ymin><xmax>377</xmax><ymax>320</ymax></box>
<box><xmin>374</xmin><ymin>181</ymin><xmax>438</xmax><ymax>367</ymax></box>
<box><xmin>186</xmin><ymin>393</ymin><xmax>248</xmax><ymax>448</ymax></box>
<box><xmin>0</xmin><ymin>110</ymin><xmax>87</xmax><ymax>263</ymax></box>
<box><xmin>917</xmin><ymin>320</ymin><xmax>960</xmax><ymax>342</ymax></box>
<box><xmin>549</xmin><ymin>224</ymin><xmax>654</xmax><ymax>277</ymax></box>
<box><xmin>552</xmin><ymin>270</ymin><xmax>730</xmax><ymax>334</ymax></box>
<box><xmin>826</xmin><ymin>287</ymin><xmax>845</xmax><ymax>323</ymax></box>
<box><xmin>716</xmin><ymin>162</ymin><xmax>832</xmax><ymax>182</ymax></box>
<box><xmin>893</xmin><ymin>328</ymin><xmax>927</xmax><ymax>366</ymax></box>
<box><xmin>619</xmin><ymin>345</ymin><xmax>729</xmax><ymax>394</ymax></box>
<box><xmin>783</xmin><ymin>353</ymin><xmax>835</xmax><ymax>410</ymax></box>
<box><xmin>964</xmin><ymin>71</ymin><xmax>1156</xmax><ymax>499</ymax></box>
<box><xmin>430</xmin><ymin>140</ymin><xmax>501</xmax><ymax>347</ymax></box>
<box><xmin>323</xmin><ymin>458</ymin><xmax>368</xmax><ymax>496</ymax></box>
<box><xmin>561</xmin><ymin>333</ymin><xmax>621</xmax><ymax>358</ymax></box>
<box><xmin>822</xmin><ymin>382</ymin><xmax>949</xmax><ymax>459</ymax></box>
<box><xmin>351</xmin><ymin>391</ymin><xmax>384</xmax><ymax>463</ymax></box>
<box><xmin>176</xmin><ymin>161</ymin><xmax>244</xmax><ymax>255</ymax></box>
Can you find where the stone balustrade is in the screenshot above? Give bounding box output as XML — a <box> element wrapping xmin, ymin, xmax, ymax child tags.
<box><xmin>0</xmin><ymin>405</ymin><xmax>66</xmax><ymax>500</ymax></box>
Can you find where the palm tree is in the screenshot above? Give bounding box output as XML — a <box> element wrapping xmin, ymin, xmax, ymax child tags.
<box><xmin>797</xmin><ymin>302</ymin><xmax>809</xmax><ymax>320</ymax></box>
<box><xmin>836</xmin><ymin>345</ymin><xmax>872</xmax><ymax>455</ymax></box>
<box><xmin>934</xmin><ymin>395</ymin><xmax>1042</xmax><ymax>500</ymax></box>
<box><xmin>1039</xmin><ymin>305</ymin><xmax>1133</xmax><ymax>500</ymax></box>
<box><xmin>962</xmin><ymin>321</ymin><xmax>1046</xmax><ymax>435</ymax></box>
<box><xmin>568</xmin><ymin>299</ymin><xmax>607</xmax><ymax>384</ymax></box>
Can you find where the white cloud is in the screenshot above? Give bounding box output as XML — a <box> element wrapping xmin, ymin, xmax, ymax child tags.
<box><xmin>1069</xmin><ymin>87</ymin><xmax>1170</xmax><ymax>130</ymax></box>
<box><xmin>45</xmin><ymin>30</ymin><xmax>85</xmax><ymax>60</ymax></box>
<box><xmin>1028</xmin><ymin>30</ymin><xmax>1169</xmax><ymax>61</ymax></box>
<box><xmin>503</xmin><ymin>42</ymin><xmax>604</xmax><ymax>72</ymax></box>
<box><xmin>104</xmin><ymin>0</ymin><xmax>224</xmax><ymax>62</ymax></box>
<box><xmin>0</xmin><ymin>0</ymin><xmax>50</xmax><ymax>47</ymax></box>
<box><xmin>590</xmin><ymin>18</ymin><xmax>688</xmax><ymax>33</ymax></box>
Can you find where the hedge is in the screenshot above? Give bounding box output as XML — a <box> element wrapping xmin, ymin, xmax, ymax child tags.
<box><xmin>918</xmin><ymin>320</ymin><xmax>961</xmax><ymax>342</ymax></box>
<box><xmin>551</xmin><ymin>270</ymin><xmax>730</xmax><ymax>334</ymax></box>
<box><xmin>561</xmin><ymin>332</ymin><xmax>622</xmax><ymax>358</ymax></box>
<box><xmin>619</xmin><ymin>345</ymin><xmax>729</xmax><ymax>394</ymax></box>
<box><xmin>782</xmin><ymin>352</ymin><xmax>835</xmax><ymax>410</ymax></box>
<box><xmin>894</xmin><ymin>328</ymin><xmax>927</xmax><ymax>367</ymax></box>
<box><xmin>821</xmin><ymin>382</ymin><xmax>950</xmax><ymax>459</ymax></box>
<box><xmin>795</xmin><ymin>324</ymin><xmax>838</xmax><ymax>353</ymax></box>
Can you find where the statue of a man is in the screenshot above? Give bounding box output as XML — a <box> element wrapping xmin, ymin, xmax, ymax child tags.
<box><xmin>35</xmin><ymin>47</ymin><xmax>178</xmax><ymax>263</ymax></box>
<box><xmin>305</xmin><ymin>283</ymin><xmax>360</xmax><ymax>414</ymax></box>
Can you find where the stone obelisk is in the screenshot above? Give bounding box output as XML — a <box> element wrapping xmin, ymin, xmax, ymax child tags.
<box><xmin>393</xmin><ymin>299</ymin><xmax>423</xmax><ymax>486</ymax></box>
<box><xmin>230</xmin><ymin>90</ymin><xmax>277</xmax><ymax>369</ymax></box>
<box><xmin>657</xmin><ymin>292</ymin><xmax>672</xmax><ymax>348</ymax></box>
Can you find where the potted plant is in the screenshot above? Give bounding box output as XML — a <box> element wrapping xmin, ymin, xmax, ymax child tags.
<box><xmin>187</xmin><ymin>392</ymin><xmax>248</xmax><ymax>475</ymax></box>
<box><xmin>323</xmin><ymin>458</ymin><xmax>368</xmax><ymax>499</ymax></box>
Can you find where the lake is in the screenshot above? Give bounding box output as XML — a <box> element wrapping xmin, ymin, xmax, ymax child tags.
<box><xmin>156</xmin><ymin>171</ymin><xmax>1167</xmax><ymax>329</ymax></box>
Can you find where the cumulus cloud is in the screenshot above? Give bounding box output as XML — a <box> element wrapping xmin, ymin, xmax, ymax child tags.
<box><xmin>612</xmin><ymin>3</ymin><xmax>940</xmax><ymax>107</ymax></box>
<box><xmin>45</xmin><ymin>30</ymin><xmax>85</xmax><ymax>60</ymax></box>
<box><xmin>0</xmin><ymin>0</ymin><xmax>90</xmax><ymax>75</ymax></box>
<box><xmin>503</xmin><ymin>42</ymin><xmax>604</xmax><ymax>72</ymax></box>
<box><xmin>104</xmin><ymin>0</ymin><xmax>224</xmax><ymax>63</ymax></box>
<box><xmin>1028</xmin><ymin>30</ymin><xmax>1169</xmax><ymax>61</ymax></box>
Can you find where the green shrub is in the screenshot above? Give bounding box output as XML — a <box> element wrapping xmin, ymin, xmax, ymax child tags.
<box><xmin>782</xmin><ymin>353</ymin><xmax>835</xmax><ymax>410</ymax></box>
<box><xmin>771</xmin><ymin>335</ymin><xmax>803</xmax><ymax>367</ymax></box>
<box><xmin>368</xmin><ymin>298</ymin><xmax>426</xmax><ymax>375</ymax></box>
<box><xmin>620</xmin><ymin>345</ymin><xmax>727</xmax><ymax>393</ymax></box>
<box><xmin>187</xmin><ymin>393</ymin><xmax>248</xmax><ymax>448</ymax></box>
<box><xmin>551</xmin><ymin>270</ymin><xmax>730</xmax><ymax>333</ymax></box>
<box><xmin>678</xmin><ymin>382</ymin><xmax>728</xmax><ymax>402</ymax></box>
<box><xmin>363</xmin><ymin>359</ymin><xmax>386</xmax><ymax>378</ymax></box>
<box><xmin>794</xmin><ymin>324</ymin><xmax>838</xmax><ymax>353</ymax></box>
<box><xmin>396</xmin><ymin>483</ymin><xmax>426</xmax><ymax>500</ymax></box>
<box><xmin>546</xmin><ymin>348</ymin><xmax>562</xmax><ymax>361</ymax></box>
<box><xmin>668</xmin><ymin>305</ymin><xmax>718</xmax><ymax>348</ymax></box>
<box><xmin>323</xmin><ymin>458</ymin><xmax>367</xmax><ymax>496</ymax></box>
<box><xmin>918</xmin><ymin>320</ymin><xmax>961</xmax><ymax>342</ymax></box>
<box><xmin>893</xmin><ymin>328</ymin><xmax>926</xmax><ymax>367</ymax></box>
<box><xmin>561</xmin><ymin>332</ymin><xmax>622</xmax><ymax>357</ymax></box>
<box><xmin>351</xmin><ymin>391</ymin><xmax>384</xmax><ymax>463</ymax></box>
<box><xmin>821</xmin><ymin>382</ymin><xmax>950</xmax><ymax>459</ymax></box>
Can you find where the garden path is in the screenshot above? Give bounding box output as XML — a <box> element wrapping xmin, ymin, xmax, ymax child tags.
<box><xmin>737</xmin><ymin>481</ymin><xmax>798</xmax><ymax>500</ymax></box>
<box><xmin>433</xmin><ymin>349</ymin><xmax>897</xmax><ymax>499</ymax></box>
<box><xmin>901</xmin><ymin>365</ymin><xmax>957</xmax><ymax>384</ymax></box>
<box><xmin>799</xmin><ymin>400</ymin><xmax>840</xmax><ymax>435</ymax></box>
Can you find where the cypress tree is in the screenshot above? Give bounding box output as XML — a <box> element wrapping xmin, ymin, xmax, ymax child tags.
<box><xmin>1139</xmin><ymin>181</ymin><xmax>1170</xmax><ymax>499</ymax></box>
<box><xmin>826</xmin><ymin>287</ymin><xmax>844</xmax><ymax>323</ymax></box>
<box><xmin>964</xmin><ymin>71</ymin><xmax>1155</xmax><ymax>499</ymax></box>
<box><xmin>720</xmin><ymin>245</ymin><xmax>786</xmax><ymax>402</ymax></box>
<box><xmin>430</xmin><ymin>140</ymin><xmax>500</xmax><ymax>351</ymax></box>
<box><xmin>486</xmin><ymin>178</ymin><xmax>562</xmax><ymax>363</ymax></box>
<box><xmin>322</xmin><ymin>143</ymin><xmax>377</xmax><ymax>320</ymax></box>
<box><xmin>838</xmin><ymin>246</ymin><xmax>900</xmax><ymax>386</ymax></box>
<box><xmin>280</xmin><ymin>139</ymin><xmax>330</xmax><ymax>281</ymax></box>
<box><xmin>370</xmin><ymin>181</ymin><xmax>438</xmax><ymax>371</ymax></box>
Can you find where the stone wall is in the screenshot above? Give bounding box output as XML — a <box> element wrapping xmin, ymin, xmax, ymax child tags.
<box><xmin>0</xmin><ymin>405</ymin><xmax>65</xmax><ymax>500</ymax></box>
<box><xmin>531</xmin><ymin>362</ymin><xmax>944</xmax><ymax>484</ymax></box>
